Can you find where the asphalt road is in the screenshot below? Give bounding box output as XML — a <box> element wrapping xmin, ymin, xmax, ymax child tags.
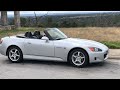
<box><xmin>0</xmin><ymin>54</ymin><xmax>120</xmax><ymax>79</ymax></box>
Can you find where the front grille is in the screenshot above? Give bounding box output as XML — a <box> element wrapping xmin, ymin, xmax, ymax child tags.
<box><xmin>104</xmin><ymin>54</ymin><xmax>107</xmax><ymax>59</ymax></box>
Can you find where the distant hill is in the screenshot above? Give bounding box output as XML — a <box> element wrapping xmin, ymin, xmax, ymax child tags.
<box><xmin>6</xmin><ymin>12</ymin><xmax>120</xmax><ymax>27</ymax></box>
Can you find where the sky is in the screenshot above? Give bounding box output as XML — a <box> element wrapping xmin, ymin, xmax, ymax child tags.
<box><xmin>1</xmin><ymin>11</ymin><xmax>120</xmax><ymax>17</ymax></box>
<box><xmin>8</xmin><ymin>11</ymin><xmax>120</xmax><ymax>14</ymax></box>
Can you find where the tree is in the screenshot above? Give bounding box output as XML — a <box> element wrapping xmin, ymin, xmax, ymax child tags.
<box><xmin>34</xmin><ymin>11</ymin><xmax>49</xmax><ymax>27</ymax></box>
<box><xmin>1</xmin><ymin>11</ymin><xmax>8</xmax><ymax>26</ymax></box>
<box><xmin>61</xmin><ymin>20</ymin><xmax>71</xmax><ymax>27</ymax></box>
<box><xmin>20</xmin><ymin>17</ymin><xmax>27</xmax><ymax>27</ymax></box>
<box><xmin>71</xmin><ymin>22</ymin><xmax>78</xmax><ymax>27</ymax></box>
<box><xmin>34</xmin><ymin>11</ymin><xmax>39</xmax><ymax>26</ymax></box>
<box><xmin>14</xmin><ymin>11</ymin><xmax>21</xmax><ymax>28</ymax></box>
<box><xmin>46</xmin><ymin>17</ymin><xmax>53</xmax><ymax>27</ymax></box>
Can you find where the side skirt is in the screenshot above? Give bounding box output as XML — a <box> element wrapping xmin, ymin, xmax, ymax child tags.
<box><xmin>23</xmin><ymin>55</ymin><xmax>65</xmax><ymax>62</ymax></box>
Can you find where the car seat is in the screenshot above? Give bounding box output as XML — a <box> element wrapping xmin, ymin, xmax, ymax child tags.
<box><xmin>25</xmin><ymin>32</ymin><xmax>33</xmax><ymax>38</ymax></box>
<box><xmin>33</xmin><ymin>31</ymin><xmax>43</xmax><ymax>39</ymax></box>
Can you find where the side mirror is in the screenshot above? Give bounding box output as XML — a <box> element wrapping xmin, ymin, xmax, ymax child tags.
<box><xmin>41</xmin><ymin>36</ymin><xmax>49</xmax><ymax>42</ymax></box>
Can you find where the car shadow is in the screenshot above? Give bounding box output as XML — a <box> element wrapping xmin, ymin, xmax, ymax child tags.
<box><xmin>4</xmin><ymin>59</ymin><xmax>106</xmax><ymax>68</ymax></box>
<box><xmin>87</xmin><ymin>62</ymin><xmax>106</xmax><ymax>68</ymax></box>
<box><xmin>24</xmin><ymin>59</ymin><xmax>69</xmax><ymax>66</ymax></box>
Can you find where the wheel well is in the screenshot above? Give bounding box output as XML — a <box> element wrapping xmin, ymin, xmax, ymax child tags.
<box><xmin>67</xmin><ymin>47</ymin><xmax>89</xmax><ymax>62</ymax></box>
<box><xmin>6</xmin><ymin>45</ymin><xmax>22</xmax><ymax>56</ymax></box>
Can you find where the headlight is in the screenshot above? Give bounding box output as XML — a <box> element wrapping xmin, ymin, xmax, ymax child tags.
<box><xmin>89</xmin><ymin>47</ymin><xmax>102</xmax><ymax>52</ymax></box>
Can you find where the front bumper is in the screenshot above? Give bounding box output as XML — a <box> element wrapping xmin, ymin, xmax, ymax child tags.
<box><xmin>89</xmin><ymin>50</ymin><xmax>109</xmax><ymax>63</ymax></box>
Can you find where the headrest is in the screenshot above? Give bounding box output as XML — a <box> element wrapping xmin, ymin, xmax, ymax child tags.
<box><xmin>34</xmin><ymin>31</ymin><xmax>40</xmax><ymax>36</ymax></box>
<box><xmin>25</xmin><ymin>32</ymin><xmax>33</xmax><ymax>38</ymax></box>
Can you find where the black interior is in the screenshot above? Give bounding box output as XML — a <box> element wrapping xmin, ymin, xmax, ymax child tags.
<box><xmin>24</xmin><ymin>31</ymin><xmax>44</xmax><ymax>39</ymax></box>
<box><xmin>24</xmin><ymin>32</ymin><xmax>33</xmax><ymax>38</ymax></box>
<box><xmin>33</xmin><ymin>31</ymin><xmax>43</xmax><ymax>39</ymax></box>
<box><xmin>17</xmin><ymin>30</ymin><xmax>52</xmax><ymax>40</ymax></box>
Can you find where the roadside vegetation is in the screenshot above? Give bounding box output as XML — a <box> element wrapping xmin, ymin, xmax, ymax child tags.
<box><xmin>8</xmin><ymin>12</ymin><xmax>120</xmax><ymax>27</ymax></box>
<box><xmin>101</xmin><ymin>41</ymin><xmax>120</xmax><ymax>49</ymax></box>
<box><xmin>0</xmin><ymin>27</ymin><xmax>120</xmax><ymax>49</ymax></box>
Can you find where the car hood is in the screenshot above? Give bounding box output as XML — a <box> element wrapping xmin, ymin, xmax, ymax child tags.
<box><xmin>63</xmin><ymin>38</ymin><xmax>108</xmax><ymax>50</ymax></box>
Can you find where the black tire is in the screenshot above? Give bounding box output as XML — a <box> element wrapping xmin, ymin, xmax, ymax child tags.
<box><xmin>68</xmin><ymin>49</ymin><xmax>89</xmax><ymax>68</ymax></box>
<box><xmin>7</xmin><ymin>46</ymin><xmax>23</xmax><ymax>63</ymax></box>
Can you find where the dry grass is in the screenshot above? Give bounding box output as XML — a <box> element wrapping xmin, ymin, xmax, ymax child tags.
<box><xmin>59</xmin><ymin>27</ymin><xmax>120</xmax><ymax>42</ymax></box>
<box><xmin>1</xmin><ymin>27</ymin><xmax>120</xmax><ymax>42</ymax></box>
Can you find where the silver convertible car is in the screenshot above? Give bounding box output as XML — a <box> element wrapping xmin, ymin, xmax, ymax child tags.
<box><xmin>0</xmin><ymin>28</ymin><xmax>109</xmax><ymax>67</ymax></box>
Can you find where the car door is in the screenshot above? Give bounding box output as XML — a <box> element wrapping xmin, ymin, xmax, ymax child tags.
<box><xmin>24</xmin><ymin>38</ymin><xmax>54</xmax><ymax>57</ymax></box>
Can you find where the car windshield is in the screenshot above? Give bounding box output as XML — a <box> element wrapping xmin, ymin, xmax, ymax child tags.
<box><xmin>46</xmin><ymin>28</ymin><xmax>68</xmax><ymax>40</ymax></box>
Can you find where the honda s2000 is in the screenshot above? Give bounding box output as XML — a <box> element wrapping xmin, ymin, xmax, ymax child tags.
<box><xmin>0</xmin><ymin>28</ymin><xmax>109</xmax><ymax>67</ymax></box>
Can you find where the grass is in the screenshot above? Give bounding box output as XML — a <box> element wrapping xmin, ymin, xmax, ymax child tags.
<box><xmin>1</xmin><ymin>27</ymin><xmax>120</xmax><ymax>49</ymax></box>
<box><xmin>101</xmin><ymin>41</ymin><xmax>120</xmax><ymax>49</ymax></box>
<box><xmin>60</xmin><ymin>27</ymin><xmax>120</xmax><ymax>42</ymax></box>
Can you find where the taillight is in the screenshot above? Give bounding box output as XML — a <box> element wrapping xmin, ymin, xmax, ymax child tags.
<box><xmin>0</xmin><ymin>39</ymin><xmax>3</xmax><ymax>44</ymax></box>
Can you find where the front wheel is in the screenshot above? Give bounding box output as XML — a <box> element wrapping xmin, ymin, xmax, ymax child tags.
<box><xmin>68</xmin><ymin>49</ymin><xmax>89</xmax><ymax>68</ymax></box>
<box><xmin>8</xmin><ymin>47</ymin><xmax>23</xmax><ymax>63</ymax></box>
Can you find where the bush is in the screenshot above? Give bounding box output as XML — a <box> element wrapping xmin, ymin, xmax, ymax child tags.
<box><xmin>101</xmin><ymin>41</ymin><xmax>120</xmax><ymax>49</ymax></box>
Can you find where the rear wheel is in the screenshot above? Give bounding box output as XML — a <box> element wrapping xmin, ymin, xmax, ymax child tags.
<box><xmin>7</xmin><ymin>46</ymin><xmax>23</xmax><ymax>63</ymax></box>
<box><xmin>68</xmin><ymin>49</ymin><xmax>89</xmax><ymax>68</ymax></box>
